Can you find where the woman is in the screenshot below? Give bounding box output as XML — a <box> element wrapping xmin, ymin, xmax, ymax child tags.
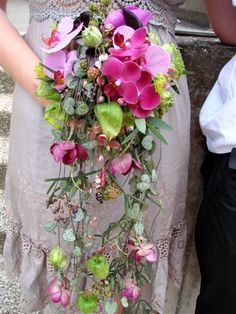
<box><xmin>0</xmin><ymin>0</ymin><xmax>190</xmax><ymax>313</ymax></box>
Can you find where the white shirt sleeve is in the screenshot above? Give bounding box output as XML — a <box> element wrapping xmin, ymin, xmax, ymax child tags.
<box><xmin>233</xmin><ymin>0</ymin><xmax>236</xmax><ymax>7</ymax></box>
<box><xmin>200</xmin><ymin>54</ymin><xmax>236</xmax><ymax>153</ymax></box>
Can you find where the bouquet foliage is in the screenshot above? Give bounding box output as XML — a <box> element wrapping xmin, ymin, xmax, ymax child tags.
<box><xmin>35</xmin><ymin>1</ymin><xmax>185</xmax><ymax>312</ymax></box>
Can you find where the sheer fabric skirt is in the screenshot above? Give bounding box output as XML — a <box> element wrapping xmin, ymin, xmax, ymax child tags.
<box><xmin>3</xmin><ymin>19</ymin><xmax>190</xmax><ymax>313</ymax></box>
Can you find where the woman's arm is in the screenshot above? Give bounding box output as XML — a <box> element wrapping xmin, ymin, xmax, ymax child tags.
<box><xmin>205</xmin><ymin>0</ymin><xmax>236</xmax><ymax>45</ymax></box>
<box><xmin>0</xmin><ymin>9</ymin><xmax>48</xmax><ymax>106</ymax></box>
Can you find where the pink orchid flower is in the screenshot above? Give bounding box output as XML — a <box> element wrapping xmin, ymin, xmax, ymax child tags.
<box><xmin>43</xmin><ymin>50</ymin><xmax>77</xmax><ymax>90</ymax></box>
<box><xmin>105</xmin><ymin>6</ymin><xmax>152</xmax><ymax>29</ymax></box>
<box><xmin>50</xmin><ymin>141</ymin><xmax>88</xmax><ymax>165</ymax></box>
<box><xmin>127</xmin><ymin>240</ymin><xmax>157</xmax><ymax>263</ymax></box>
<box><xmin>42</xmin><ymin>17</ymin><xmax>83</xmax><ymax>53</ymax></box>
<box><xmin>102</xmin><ymin>57</ymin><xmax>160</xmax><ymax>118</ymax></box>
<box><xmin>102</xmin><ymin>56</ymin><xmax>142</xmax><ymax>103</ymax></box>
<box><xmin>109</xmin><ymin>153</ymin><xmax>141</xmax><ymax>176</ymax></box>
<box><xmin>109</xmin><ymin>26</ymin><xmax>171</xmax><ymax>76</ymax></box>
<box><xmin>47</xmin><ymin>278</ymin><xmax>71</xmax><ymax>308</ymax></box>
<box><xmin>110</xmin><ymin>26</ymin><xmax>149</xmax><ymax>60</ymax></box>
<box><xmin>121</xmin><ymin>279</ymin><xmax>141</xmax><ymax>301</ymax></box>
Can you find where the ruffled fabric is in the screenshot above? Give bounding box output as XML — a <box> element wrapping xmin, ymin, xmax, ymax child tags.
<box><xmin>3</xmin><ymin>220</ymin><xmax>53</xmax><ymax>313</ymax></box>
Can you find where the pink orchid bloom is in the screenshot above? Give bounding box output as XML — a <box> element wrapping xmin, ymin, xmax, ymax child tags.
<box><xmin>103</xmin><ymin>57</ymin><xmax>160</xmax><ymax>117</ymax></box>
<box><xmin>43</xmin><ymin>50</ymin><xmax>77</xmax><ymax>90</ymax></box>
<box><xmin>47</xmin><ymin>278</ymin><xmax>71</xmax><ymax>308</ymax></box>
<box><xmin>121</xmin><ymin>279</ymin><xmax>141</xmax><ymax>301</ymax></box>
<box><xmin>110</xmin><ymin>26</ymin><xmax>149</xmax><ymax>60</ymax></box>
<box><xmin>42</xmin><ymin>17</ymin><xmax>83</xmax><ymax>53</ymax></box>
<box><xmin>105</xmin><ymin>6</ymin><xmax>152</xmax><ymax>29</ymax></box>
<box><xmin>102</xmin><ymin>57</ymin><xmax>142</xmax><ymax>102</ymax></box>
<box><xmin>109</xmin><ymin>153</ymin><xmax>141</xmax><ymax>176</ymax></box>
<box><xmin>109</xmin><ymin>26</ymin><xmax>171</xmax><ymax>76</ymax></box>
<box><xmin>50</xmin><ymin>141</ymin><xmax>88</xmax><ymax>165</ymax></box>
<box><xmin>127</xmin><ymin>241</ymin><xmax>157</xmax><ymax>263</ymax></box>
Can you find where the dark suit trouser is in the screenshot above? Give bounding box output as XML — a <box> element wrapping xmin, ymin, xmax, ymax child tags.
<box><xmin>195</xmin><ymin>152</ymin><xmax>236</xmax><ymax>314</ymax></box>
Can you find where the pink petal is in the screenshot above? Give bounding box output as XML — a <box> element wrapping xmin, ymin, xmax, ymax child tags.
<box><xmin>122</xmin><ymin>61</ymin><xmax>141</xmax><ymax>82</ymax></box>
<box><xmin>62</xmin><ymin>148</ymin><xmax>78</xmax><ymax>165</ymax></box>
<box><xmin>130</xmin><ymin>105</ymin><xmax>152</xmax><ymax>118</ymax></box>
<box><xmin>130</xmin><ymin>27</ymin><xmax>147</xmax><ymax>47</ymax></box>
<box><xmin>136</xmin><ymin>71</ymin><xmax>152</xmax><ymax>91</ymax></box>
<box><xmin>132</xmin><ymin>286</ymin><xmax>141</xmax><ymax>301</ymax></box>
<box><xmin>122</xmin><ymin>81</ymin><xmax>138</xmax><ymax>104</ymax></box>
<box><xmin>129</xmin><ymin>7</ymin><xmax>152</xmax><ymax>26</ymax></box>
<box><xmin>43</xmin><ymin>51</ymin><xmax>66</xmax><ymax>79</ymax></box>
<box><xmin>139</xmin><ymin>85</ymin><xmax>161</xmax><ymax>110</ymax></box>
<box><xmin>61</xmin><ymin>289</ymin><xmax>71</xmax><ymax>308</ymax></box>
<box><xmin>145</xmin><ymin>249</ymin><xmax>157</xmax><ymax>263</ymax></box>
<box><xmin>50</xmin><ymin>144</ymin><xmax>65</xmax><ymax>162</ymax></box>
<box><xmin>57</xmin><ymin>17</ymin><xmax>74</xmax><ymax>36</ymax></box>
<box><xmin>64</xmin><ymin>50</ymin><xmax>78</xmax><ymax>78</ymax></box>
<box><xmin>44</xmin><ymin>23</ymin><xmax>83</xmax><ymax>53</ymax></box>
<box><xmin>47</xmin><ymin>278</ymin><xmax>62</xmax><ymax>295</ymax></box>
<box><xmin>144</xmin><ymin>45</ymin><xmax>171</xmax><ymax>76</ymax></box>
<box><xmin>104</xmin><ymin>83</ymin><xmax>119</xmax><ymax>98</ymax></box>
<box><xmin>132</xmin><ymin>159</ymin><xmax>142</xmax><ymax>171</ymax></box>
<box><xmin>105</xmin><ymin>9</ymin><xmax>126</xmax><ymax>29</ymax></box>
<box><xmin>110</xmin><ymin>153</ymin><xmax>132</xmax><ymax>175</ymax></box>
<box><xmin>113</xmin><ymin>25</ymin><xmax>134</xmax><ymax>49</ymax></box>
<box><xmin>51</xmin><ymin>291</ymin><xmax>62</xmax><ymax>303</ymax></box>
<box><xmin>76</xmin><ymin>144</ymin><xmax>89</xmax><ymax>161</ymax></box>
<box><xmin>102</xmin><ymin>57</ymin><xmax>124</xmax><ymax>79</ymax></box>
<box><xmin>58</xmin><ymin>141</ymin><xmax>75</xmax><ymax>151</ymax></box>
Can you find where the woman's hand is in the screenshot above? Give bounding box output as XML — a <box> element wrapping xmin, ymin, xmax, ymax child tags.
<box><xmin>205</xmin><ymin>0</ymin><xmax>236</xmax><ymax>45</ymax></box>
<box><xmin>0</xmin><ymin>9</ymin><xmax>49</xmax><ymax>107</ymax></box>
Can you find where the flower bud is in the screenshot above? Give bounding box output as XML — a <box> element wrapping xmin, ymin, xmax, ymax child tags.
<box><xmin>82</xmin><ymin>26</ymin><xmax>103</xmax><ymax>48</ymax></box>
<box><xmin>48</xmin><ymin>246</ymin><xmax>68</xmax><ymax>269</ymax></box>
<box><xmin>76</xmin><ymin>292</ymin><xmax>98</xmax><ymax>314</ymax></box>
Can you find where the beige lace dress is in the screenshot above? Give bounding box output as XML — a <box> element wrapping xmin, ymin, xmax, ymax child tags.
<box><xmin>3</xmin><ymin>0</ymin><xmax>190</xmax><ymax>313</ymax></box>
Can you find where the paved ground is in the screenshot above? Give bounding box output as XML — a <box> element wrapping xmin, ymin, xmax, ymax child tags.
<box><xmin>7</xmin><ymin>0</ymin><xmax>29</xmax><ymax>32</ymax></box>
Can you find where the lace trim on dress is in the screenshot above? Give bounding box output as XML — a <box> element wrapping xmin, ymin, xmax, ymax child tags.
<box><xmin>3</xmin><ymin>219</ymin><xmax>53</xmax><ymax>313</ymax></box>
<box><xmin>28</xmin><ymin>0</ymin><xmax>179</xmax><ymax>35</ymax></box>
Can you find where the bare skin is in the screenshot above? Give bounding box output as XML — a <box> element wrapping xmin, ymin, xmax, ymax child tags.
<box><xmin>0</xmin><ymin>1</ymin><xmax>48</xmax><ymax>106</ymax></box>
<box><xmin>205</xmin><ymin>0</ymin><xmax>236</xmax><ymax>45</ymax></box>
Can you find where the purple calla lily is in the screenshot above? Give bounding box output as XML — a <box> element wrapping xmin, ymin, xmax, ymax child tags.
<box><xmin>105</xmin><ymin>6</ymin><xmax>152</xmax><ymax>29</ymax></box>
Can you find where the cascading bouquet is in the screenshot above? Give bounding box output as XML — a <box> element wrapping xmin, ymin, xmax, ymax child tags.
<box><xmin>35</xmin><ymin>1</ymin><xmax>185</xmax><ymax>313</ymax></box>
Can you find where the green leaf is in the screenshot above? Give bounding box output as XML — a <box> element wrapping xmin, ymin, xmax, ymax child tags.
<box><xmin>73</xmin><ymin>246</ymin><xmax>82</xmax><ymax>256</ymax></box>
<box><xmin>95</xmin><ymin>102</ymin><xmax>123</xmax><ymax>140</ymax></box>
<box><xmin>134</xmin><ymin>222</ymin><xmax>144</xmax><ymax>235</ymax></box>
<box><xmin>121</xmin><ymin>297</ymin><xmax>129</xmax><ymax>308</ymax></box>
<box><xmin>73</xmin><ymin>209</ymin><xmax>84</xmax><ymax>222</ymax></box>
<box><xmin>52</xmin><ymin>129</ymin><xmax>63</xmax><ymax>141</ymax></box>
<box><xmin>121</xmin><ymin>128</ymin><xmax>138</xmax><ymax>145</ymax></box>
<box><xmin>105</xmin><ymin>302</ymin><xmax>117</xmax><ymax>314</ymax></box>
<box><xmin>63</xmin><ymin>229</ymin><xmax>76</xmax><ymax>242</ymax></box>
<box><xmin>64</xmin><ymin>97</ymin><xmax>75</xmax><ymax>115</ymax></box>
<box><xmin>141</xmin><ymin>135</ymin><xmax>154</xmax><ymax>151</ymax></box>
<box><xmin>65</xmin><ymin>74</ymin><xmax>78</xmax><ymax>89</ymax></box>
<box><xmin>44</xmin><ymin>102</ymin><xmax>66</xmax><ymax>129</ymax></box>
<box><xmin>44</xmin><ymin>222</ymin><xmax>57</xmax><ymax>233</ymax></box>
<box><xmin>148</xmin><ymin>124</ymin><xmax>168</xmax><ymax>144</ymax></box>
<box><xmin>36</xmin><ymin>80</ymin><xmax>60</xmax><ymax>101</ymax></box>
<box><xmin>135</xmin><ymin>118</ymin><xmax>146</xmax><ymax>134</ymax></box>
<box><xmin>147</xmin><ymin>117</ymin><xmax>173</xmax><ymax>131</ymax></box>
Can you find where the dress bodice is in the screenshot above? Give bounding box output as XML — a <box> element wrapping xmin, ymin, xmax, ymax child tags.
<box><xmin>28</xmin><ymin>0</ymin><xmax>185</xmax><ymax>35</ymax></box>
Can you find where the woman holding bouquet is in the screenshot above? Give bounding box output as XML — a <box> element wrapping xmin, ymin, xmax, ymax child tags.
<box><xmin>0</xmin><ymin>0</ymin><xmax>190</xmax><ymax>313</ymax></box>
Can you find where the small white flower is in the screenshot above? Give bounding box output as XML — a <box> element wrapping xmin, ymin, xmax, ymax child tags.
<box><xmin>95</xmin><ymin>60</ymin><xmax>102</xmax><ymax>69</ymax></box>
<box><xmin>99</xmin><ymin>53</ymin><xmax>108</xmax><ymax>62</ymax></box>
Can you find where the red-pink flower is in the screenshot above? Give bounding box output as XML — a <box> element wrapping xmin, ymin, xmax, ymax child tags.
<box><xmin>105</xmin><ymin>6</ymin><xmax>152</xmax><ymax>29</ymax></box>
<box><xmin>42</xmin><ymin>17</ymin><xmax>83</xmax><ymax>53</ymax></box>
<box><xmin>121</xmin><ymin>279</ymin><xmax>141</xmax><ymax>301</ymax></box>
<box><xmin>43</xmin><ymin>50</ymin><xmax>77</xmax><ymax>90</ymax></box>
<box><xmin>127</xmin><ymin>241</ymin><xmax>157</xmax><ymax>263</ymax></box>
<box><xmin>50</xmin><ymin>141</ymin><xmax>88</xmax><ymax>165</ymax></box>
<box><xmin>47</xmin><ymin>278</ymin><xmax>71</xmax><ymax>308</ymax></box>
<box><xmin>109</xmin><ymin>153</ymin><xmax>141</xmax><ymax>176</ymax></box>
<box><xmin>102</xmin><ymin>57</ymin><xmax>161</xmax><ymax>117</ymax></box>
<box><xmin>109</xmin><ymin>25</ymin><xmax>171</xmax><ymax>76</ymax></box>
